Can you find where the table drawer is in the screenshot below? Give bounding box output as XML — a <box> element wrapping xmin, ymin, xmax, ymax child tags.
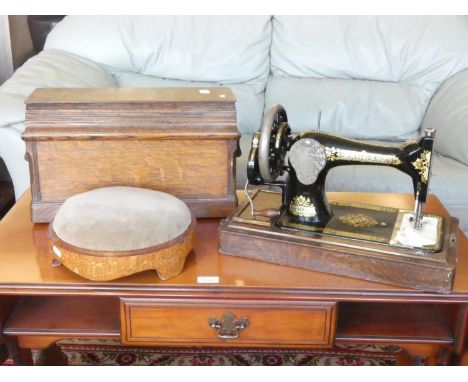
<box><xmin>120</xmin><ymin>298</ymin><xmax>336</xmax><ymax>348</ymax></box>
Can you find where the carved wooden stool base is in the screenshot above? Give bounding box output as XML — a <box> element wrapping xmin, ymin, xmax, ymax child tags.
<box><xmin>48</xmin><ymin>220</ymin><xmax>195</xmax><ymax>281</ymax></box>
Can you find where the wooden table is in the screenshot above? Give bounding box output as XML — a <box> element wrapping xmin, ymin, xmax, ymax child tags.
<box><xmin>0</xmin><ymin>191</ymin><xmax>467</xmax><ymax>365</ymax></box>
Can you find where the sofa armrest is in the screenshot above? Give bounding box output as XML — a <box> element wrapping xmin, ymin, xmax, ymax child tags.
<box><xmin>0</xmin><ymin>49</ymin><xmax>115</xmax><ymax>129</ymax></box>
<box><xmin>0</xmin><ymin>49</ymin><xmax>116</xmax><ymax>200</ymax></box>
<box><xmin>0</xmin><ymin>94</ymin><xmax>27</xmax><ymax>127</ymax></box>
<box><xmin>422</xmin><ymin>68</ymin><xmax>468</xmax><ymax>165</ymax></box>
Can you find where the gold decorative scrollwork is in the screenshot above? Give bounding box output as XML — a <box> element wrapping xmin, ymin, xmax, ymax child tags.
<box><xmin>412</xmin><ymin>150</ymin><xmax>431</xmax><ymax>184</ymax></box>
<box><xmin>289</xmin><ymin>195</ymin><xmax>317</xmax><ymax>217</ymax></box>
<box><xmin>325</xmin><ymin>147</ymin><xmax>402</xmax><ymax>166</ymax></box>
<box><xmin>338</xmin><ymin>213</ymin><xmax>379</xmax><ymax>228</ymax></box>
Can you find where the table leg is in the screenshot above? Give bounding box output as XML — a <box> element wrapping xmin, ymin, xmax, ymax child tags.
<box><xmin>437</xmin><ymin>347</ymin><xmax>455</xmax><ymax>366</ymax></box>
<box><xmin>0</xmin><ymin>296</ymin><xmax>21</xmax><ymax>365</ymax></box>
<box><xmin>35</xmin><ymin>342</ymin><xmax>68</xmax><ymax>366</ymax></box>
<box><xmin>4</xmin><ymin>337</ymin><xmax>34</xmax><ymax>366</ymax></box>
<box><xmin>0</xmin><ymin>343</ymin><xmax>8</xmax><ymax>364</ymax></box>
<box><xmin>454</xmin><ymin>351</ymin><xmax>468</xmax><ymax>366</ymax></box>
<box><xmin>454</xmin><ymin>304</ymin><xmax>468</xmax><ymax>365</ymax></box>
<box><xmin>388</xmin><ymin>343</ymin><xmax>445</xmax><ymax>366</ymax></box>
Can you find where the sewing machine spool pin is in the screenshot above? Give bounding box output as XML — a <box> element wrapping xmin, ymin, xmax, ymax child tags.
<box><xmin>316</xmin><ymin>110</ymin><xmax>321</xmax><ymax>133</ymax></box>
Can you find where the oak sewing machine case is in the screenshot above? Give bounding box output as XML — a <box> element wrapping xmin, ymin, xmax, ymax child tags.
<box><xmin>219</xmin><ymin>105</ymin><xmax>458</xmax><ymax>293</ymax></box>
<box><xmin>22</xmin><ymin>87</ymin><xmax>239</xmax><ymax>222</ymax></box>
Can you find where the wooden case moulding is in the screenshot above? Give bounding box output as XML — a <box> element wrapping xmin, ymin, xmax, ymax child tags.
<box><xmin>23</xmin><ymin>87</ymin><xmax>240</xmax><ymax>222</ymax></box>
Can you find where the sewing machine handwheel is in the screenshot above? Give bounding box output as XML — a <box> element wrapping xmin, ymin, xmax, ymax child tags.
<box><xmin>258</xmin><ymin>104</ymin><xmax>291</xmax><ymax>182</ymax></box>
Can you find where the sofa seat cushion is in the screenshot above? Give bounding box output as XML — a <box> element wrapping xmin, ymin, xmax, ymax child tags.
<box><xmin>110</xmin><ymin>71</ymin><xmax>264</xmax><ymax>135</ymax></box>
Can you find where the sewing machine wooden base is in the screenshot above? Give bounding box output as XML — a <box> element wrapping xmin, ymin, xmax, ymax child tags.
<box><xmin>219</xmin><ymin>190</ymin><xmax>457</xmax><ymax>293</ymax></box>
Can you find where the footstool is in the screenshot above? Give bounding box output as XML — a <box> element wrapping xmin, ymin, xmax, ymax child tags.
<box><xmin>48</xmin><ymin>186</ymin><xmax>196</xmax><ymax>281</ymax></box>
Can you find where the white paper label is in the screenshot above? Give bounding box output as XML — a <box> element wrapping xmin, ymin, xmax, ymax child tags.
<box><xmin>197</xmin><ymin>276</ymin><xmax>220</xmax><ymax>284</ymax></box>
<box><xmin>52</xmin><ymin>246</ymin><xmax>62</xmax><ymax>258</ymax></box>
<box><xmin>198</xmin><ymin>89</ymin><xmax>211</xmax><ymax>94</ymax></box>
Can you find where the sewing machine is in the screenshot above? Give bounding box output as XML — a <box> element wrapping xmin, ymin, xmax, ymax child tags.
<box><xmin>244</xmin><ymin>104</ymin><xmax>443</xmax><ymax>252</ymax></box>
<box><xmin>219</xmin><ymin>104</ymin><xmax>457</xmax><ymax>293</ymax></box>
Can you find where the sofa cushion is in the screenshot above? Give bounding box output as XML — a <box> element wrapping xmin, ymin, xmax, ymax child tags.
<box><xmin>265</xmin><ymin>77</ymin><xmax>426</xmax><ymax>140</ymax></box>
<box><xmin>0</xmin><ymin>49</ymin><xmax>116</xmax><ymax>201</ymax></box>
<box><xmin>0</xmin><ymin>49</ymin><xmax>114</xmax><ymax>129</ymax></box>
<box><xmin>0</xmin><ymin>49</ymin><xmax>115</xmax><ymax>99</ymax></box>
<box><xmin>271</xmin><ymin>16</ymin><xmax>468</xmax><ymax>88</ymax></box>
<box><xmin>45</xmin><ymin>16</ymin><xmax>272</xmax><ymax>87</ymax></box>
<box><xmin>111</xmin><ymin>71</ymin><xmax>263</xmax><ymax>135</ymax></box>
<box><xmin>270</xmin><ymin>16</ymin><xmax>468</xmax><ymax>140</ymax></box>
<box><xmin>422</xmin><ymin>68</ymin><xmax>468</xmax><ymax>166</ymax></box>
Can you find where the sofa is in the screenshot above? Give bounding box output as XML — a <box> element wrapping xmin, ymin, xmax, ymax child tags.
<box><xmin>1</xmin><ymin>16</ymin><xmax>468</xmax><ymax>234</ymax></box>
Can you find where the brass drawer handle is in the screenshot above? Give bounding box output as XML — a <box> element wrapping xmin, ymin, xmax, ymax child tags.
<box><xmin>208</xmin><ymin>312</ymin><xmax>249</xmax><ymax>339</ymax></box>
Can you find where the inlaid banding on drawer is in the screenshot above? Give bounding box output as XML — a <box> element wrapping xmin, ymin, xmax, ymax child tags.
<box><xmin>120</xmin><ymin>299</ymin><xmax>336</xmax><ymax>348</ymax></box>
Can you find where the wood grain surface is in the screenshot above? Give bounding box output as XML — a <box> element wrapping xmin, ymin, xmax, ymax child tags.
<box><xmin>36</xmin><ymin>140</ymin><xmax>230</xmax><ymax>200</ymax></box>
<box><xmin>0</xmin><ymin>191</ymin><xmax>467</xmax><ymax>301</ymax></box>
<box><xmin>0</xmin><ymin>191</ymin><xmax>467</xmax><ymax>364</ymax></box>
<box><xmin>26</xmin><ymin>87</ymin><xmax>236</xmax><ymax>104</ymax></box>
<box><xmin>23</xmin><ymin>87</ymin><xmax>240</xmax><ymax>222</ymax></box>
<box><xmin>220</xmin><ymin>191</ymin><xmax>458</xmax><ymax>293</ymax></box>
<box><xmin>121</xmin><ymin>299</ymin><xmax>336</xmax><ymax>348</ymax></box>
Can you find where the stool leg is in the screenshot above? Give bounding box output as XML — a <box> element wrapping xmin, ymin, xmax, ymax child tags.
<box><xmin>156</xmin><ymin>255</ymin><xmax>187</xmax><ymax>280</ymax></box>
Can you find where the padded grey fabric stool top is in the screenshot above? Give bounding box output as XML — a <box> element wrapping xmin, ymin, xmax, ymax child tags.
<box><xmin>49</xmin><ymin>186</ymin><xmax>196</xmax><ymax>281</ymax></box>
<box><xmin>52</xmin><ymin>186</ymin><xmax>193</xmax><ymax>252</ymax></box>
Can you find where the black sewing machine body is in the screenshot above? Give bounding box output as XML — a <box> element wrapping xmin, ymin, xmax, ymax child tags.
<box><xmin>283</xmin><ymin>131</ymin><xmax>433</xmax><ymax>228</ymax></box>
<box><xmin>247</xmin><ymin>104</ymin><xmax>438</xmax><ymax>242</ymax></box>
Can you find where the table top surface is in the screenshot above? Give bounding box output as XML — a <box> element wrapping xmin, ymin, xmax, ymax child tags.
<box><xmin>0</xmin><ymin>191</ymin><xmax>467</xmax><ymax>301</ymax></box>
